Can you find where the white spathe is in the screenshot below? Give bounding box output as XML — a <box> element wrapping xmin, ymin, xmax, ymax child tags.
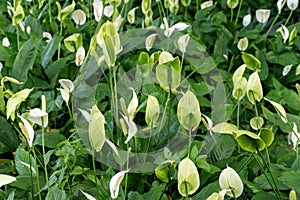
<box><xmin>110</xmin><ymin>169</ymin><xmax>130</xmax><ymax>199</ymax></box>
<box><xmin>76</xmin><ymin>46</ymin><xmax>85</xmax><ymax>66</ymax></box>
<box><xmin>28</xmin><ymin>108</ymin><xmax>48</xmax><ymax>127</ymax></box>
<box><xmin>93</xmin><ymin>0</ymin><xmax>103</xmax><ymax>22</ymax></box>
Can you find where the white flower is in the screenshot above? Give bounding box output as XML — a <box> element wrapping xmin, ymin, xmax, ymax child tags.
<box><xmin>76</xmin><ymin>46</ymin><xmax>85</xmax><ymax>66</ymax></box>
<box><xmin>26</xmin><ymin>26</ymin><xmax>31</xmax><ymax>34</ymax></box>
<box><xmin>296</xmin><ymin>64</ymin><xmax>300</xmax><ymax>75</ymax></box>
<box><xmin>288</xmin><ymin>123</ymin><xmax>300</xmax><ymax>151</ymax></box>
<box><xmin>219</xmin><ymin>166</ymin><xmax>243</xmax><ymax>198</ymax></box>
<box><xmin>43</xmin><ymin>32</ymin><xmax>52</xmax><ymax>43</ymax></box>
<box><xmin>237</xmin><ymin>37</ymin><xmax>249</xmax><ymax>51</ymax></box>
<box><xmin>243</xmin><ymin>14</ymin><xmax>251</xmax><ymax>26</ymax></box>
<box><xmin>110</xmin><ymin>169</ymin><xmax>130</xmax><ymax>199</ymax></box>
<box><xmin>177</xmin><ymin>34</ymin><xmax>190</xmax><ymax>54</ymax></box>
<box><xmin>287</xmin><ymin>0</ymin><xmax>298</xmax><ymax>10</ymax></box>
<box><xmin>0</xmin><ymin>62</ymin><xmax>3</xmax><ymax>72</ymax></box>
<box><xmin>256</xmin><ymin>9</ymin><xmax>271</xmax><ymax>23</ymax></box>
<box><xmin>145</xmin><ymin>33</ymin><xmax>157</xmax><ymax>51</ymax></box>
<box><xmin>28</xmin><ymin>108</ymin><xmax>48</xmax><ymax>127</ymax></box>
<box><xmin>93</xmin><ymin>0</ymin><xmax>103</xmax><ymax>22</ymax></box>
<box><xmin>164</xmin><ymin>22</ymin><xmax>189</xmax><ymax>37</ymax></box>
<box><xmin>72</xmin><ymin>9</ymin><xmax>87</xmax><ymax>25</ymax></box>
<box><xmin>277</xmin><ymin>0</ymin><xmax>285</xmax><ymax>13</ymax></box>
<box><xmin>121</xmin><ymin>113</ymin><xmax>137</xmax><ymax>144</ymax></box>
<box><xmin>2</xmin><ymin>37</ymin><xmax>10</xmax><ymax>47</ymax></box>
<box><xmin>78</xmin><ymin>108</ymin><xmax>91</xmax><ymax>122</ymax></box>
<box><xmin>104</xmin><ymin>5</ymin><xmax>114</xmax><ymax>17</ymax></box>
<box><xmin>19</xmin><ymin>115</ymin><xmax>34</xmax><ymax>147</ymax></box>
<box><xmin>200</xmin><ymin>0</ymin><xmax>213</xmax><ymax>9</ymax></box>
<box><xmin>59</xmin><ymin>79</ymin><xmax>74</xmax><ymax>93</ymax></box>
<box><xmin>0</xmin><ymin>174</ymin><xmax>16</xmax><ymax>187</ymax></box>
<box><xmin>113</xmin><ymin>15</ymin><xmax>123</xmax><ymax>31</ymax></box>
<box><xmin>127</xmin><ymin>87</ymin><xmax>138</xmax><ymax>120</ymax></box>
<box><xmin>278</xmin><ymin>24</ymin><xmax>289</xmax><ymax>44</ymax></box>
<box><xmin>19</xmin><ymin>21</ymin><xmax>25</xmax><ymax>32</ymax></box>
<box><xmin>7</xmin><ymin>2</ymin><xmax>15</xmax><ymax>16</ymax></box>
<box><xmin>81</xmin><ymin>190</ymin><xmax>96</xmax><ymax>200</ymax></box>
<box><xmin>282</xmin><ymin>64</ymin><xmax>292</xmax><ymax>76</ymax></box>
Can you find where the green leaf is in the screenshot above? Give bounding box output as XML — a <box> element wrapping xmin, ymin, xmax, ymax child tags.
<box><xmin>264</xmin><ymin>97</ymin><xmax>288</xmax><ymax>123</ymax></box>
<box><xmin>177</xmin><ymin>90</ymin><xmax>201</xmax><ymax>131</ymax></box>
<box><xmin>280</xmin><ymin>170</ymin><xmax>300</xmax><ymax>192</ymax></box>
<box><xmin>41</xmin><ymin>35</ymin><xmax>64</xmax><ymax>68</ymax></box>
<box><xmin>6</xmin><ymin>88</ymin><xmax>33</xmax><ymax>121</ymax></box>
<box><xmin>45</xmin><ymin>57</ymin><xmax>69</xmax><ymax>81</ymax></box>
<box><xmin>45</xmin><ymin>184</ymin><xmax>67</xmax><ymax>200</ymax></box>
<box><xmin>89</xmin><ymin>105</ymin><xmax>106</xmax><ymax>152</ymax></box>
<box><xmin>34</xmin><ymin>131</ymin><xmax>66</xmax><ymax>148</ymax></box>
<box><xmin>156</xmin><ymin>57</ymin><xmax>181</xmax><ymax>92</ymax></box>
<box><xmin>0</xmin><ymin>116</ymin><xmax>19</xmax><ymax>154</ymax></box>
<box><xmin>0</xmin><ymin>46</ymin><xmax>15</xmax><ymax>62</ymax></box>
<box><xmin>11</xmin><ymin>35</ymin><xmax>42</xmax><ymax>82</ymax></box>
<box><xmin>137</xmin><ymin>52</ymin><xmax>151</xmax><ymax>77</ymax></box>
<box><xmin>15</xmin><ymin>148</ymin><xmax>37</xmax><ymax>176</ymax></box>
<box><xmin>242</xmin><ymin>52</ymin><xmax>261</xmax><ymax>71</ymax></box>
<box><xmin>178</xmin><ymin>157</ymin><xmax>200</xmax><ymax>197</ymax></box>
<box><xmin>259</xmin><ymin>128</ymin><xmax>274</xmax><ymax>147</ymax></box>
<box><xmin>211</xmin><ymin>123</ymin><xmax>238</xmax><ymax>134</ymax></box>
<box><xmin>234</xmin><ymin>130</ymin><xmax>265</xmax><ymax>152</ymax></box>
<box><xmin>155</xmin><ymin>161</ymin><xmax>175</xmax><ymax>182</ymax></box>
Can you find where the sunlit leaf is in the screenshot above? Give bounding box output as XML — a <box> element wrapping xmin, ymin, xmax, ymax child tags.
<box><xmin>264</xmin><ymin>97</ymin><xmax>288</xmax><ymax>123</ymax></box>
<box><xmin>242</xmin><ymin>52</ymin><xmax>261</xmax><ymax>71</ymax></box>
<box><xmin>211</xmin><ymin>123</ymin><xmax>238</xmax><ymax>134</ymax></box>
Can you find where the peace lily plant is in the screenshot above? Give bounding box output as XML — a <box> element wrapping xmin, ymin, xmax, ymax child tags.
<box><xmin>1</xmin><ymin>0</ymin><xmax>300</xmax><ymax>199</ymax></box>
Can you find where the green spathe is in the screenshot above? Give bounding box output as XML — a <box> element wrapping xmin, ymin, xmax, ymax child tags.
<box><xmin>177</xmin><ymin>90</ymin><xmax>201</xmax><ymax>131</ymax></box>
<box><xmin>89</xmin><ymin>105</ymin><xmax>106</xmax><ymax>152</ymax></box>
<box><xmin>178</xmin><ymin>157</ymin><xmax>200</xmax><ymax>197</ymax></box>
<box><xmin>219</xmin><ymin>166</ymin><xmax>243</xmax><ymax>198</ymax></box>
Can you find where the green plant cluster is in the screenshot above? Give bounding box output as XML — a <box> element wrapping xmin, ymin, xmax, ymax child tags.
<box><xmin>0</xmin><ymin>0</ymin><xmax>300</xmax><ymax>199</ymax></box>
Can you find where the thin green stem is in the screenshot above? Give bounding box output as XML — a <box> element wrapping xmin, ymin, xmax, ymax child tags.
<box><xmin>48</xmin><ymin>0</ymin><xmax>52</xmax><ymax>31</ymax></box>
<box><xmin>113</xmin><ymin>66</ymin><xmax>119</xmax><ymax>126</ymax></box>
<box><xmin>266</xmin><ymin>12</ymin><xmax>280</xmax><ymax>37</ymax></box>
<box><xmin>92</xmin><ymin>150</ymin><xmax>100</xmax><ymax>199</ymax></box>
<box><xmin>57</xmin><ymin>21</ymin><xmax>63</xmax><ymax>59</ymax></box>
<box><xmin>231</xmin><ymin>9</ymin><xmax>233</xmax><ymax>22</ymax></box>
<box><xmin>159</xmin><ymin>0</ymin><xmax>166</xmax><ymax>18</ymax></box>
<box><xmin>257</xmin><ymin>151</ymin><xmax>282</xmax><ymax>200</ymax></box>
<box><xmin>234</xmin><ymin>0</ymin><xmax>243</xmax><ymax>25</ymax></box>
<box><xmin>237</xmin><ymin>100</ymin><xmax>240</xmax><ymax>129</ymax></box>
<box><xmin>156</xmin><ymin>91</ymin><xmax>171</xmax><ymax>145</ymax></box>
<box><xmin>41</xmin><ymin>120</ymin><xmax>50</xmax><ymax>194</ymax></box>
<box><xmin>284</xmin><ymin>10</ymin><xmax>293</xmax><ymax>26</ymax></box>
<box><xmin>188</xmin><ymin>127</ymin><xmax>192</xmax><ymax>157</ymax></box>
<box><xmin>17</xmin><ymin>25</ymin><xmax>20</xmax><ymax>50</ymax></box>
<box><xmin>124</xmin><ymin>146</ymin><xmax>130</xmax><ymax>196</ymax></box>
<box><xmin>32</xmin><ymin>147</ymin><xmax>42</xmax><ymax>200</ymax></box>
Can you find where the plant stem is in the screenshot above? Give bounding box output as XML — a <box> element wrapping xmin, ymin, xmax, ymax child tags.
<box><xmin>41</xmin><ymin>120</ymin><xmax>50</xmax><ymax>194</ymax></box>
<box><xmin>257</xmin><ymin>151</ymin><xmax>282</xmax><ymax>200</ymax></box>
<box><xmin>234</xmin><ymin>0</ymin><xmax>243</xmax><ymax>25</ymax></box>
<box><xmin>17</xmin><ymin>25</ymin><xmax>20</xmax><ymax>50</ymax></box>
<box><xmin>57</xmin><ymin>21</ymin><xmax>63</xmax><ymax>60</ymax></box>
<box><xmin>266</xmin><ymin>12</ymin><xmax>280</xmax><ymax>37</ymax></box>
<box><xmin>92</xmin><ymin>150</ymin><xmax>100</xmax><ymax>199</ymax></box>
<box><xmin>32</xmin><ymin>147</ymin><xmax>42</xmax><ymax>200</ymax></box>
<box><xmin>124</xmin><ymin>146</ymin><xmax>130</xmax><ymax>196</ymax></box>
<box><xmin>237</xmin><ymin>100</ymin><xmax>240</xmax><ymax>129</ymax></box>
<box><xmin>284</xmin><ymin>10</ymin><xmax>293</xmax><ymax>26</ymax></box>
<box><xmin>231</xmin><ymin>9</ymin><xmax>234</xmax><ymax>22</ymax></box>
<box><xmin>188</xmin><ymin>127</ymin><xmax>192</xmax><ymax>157</ymax></box>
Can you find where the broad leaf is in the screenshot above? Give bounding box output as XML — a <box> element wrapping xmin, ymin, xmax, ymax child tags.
<box><xmin>11</xmin><ymin>35</ymin><xmax>41</xmax><ymax>82</ymax></box>
<box><xmin>0</xmin><ymin>116</ymin><xmax>19</xmax><ymax>154</ymax></box>
<box><xmin>234</xmin><ymin>130</ymin><xmax>265</xmax><ymax>152</ymax></box>
<box><xmin>242</xmin><ymin>52</ymin><xmax>261</xmax><ymax>71</ymax></box>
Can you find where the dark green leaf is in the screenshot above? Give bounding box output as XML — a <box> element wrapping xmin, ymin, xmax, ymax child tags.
<box><xmin>11</xmin><ymin>35</ymin><xmax>42</xmax><ymax>82</ymax></box>
<box><xmin>34</xmin><ymin>131</ymin><xmax>66</xmax><ymax>148</ymax></box>
<box><xmin>0</xmin><ymin>116</ymin><xmax>19</xmax><ymax>154</ymax></box>
<box><xmin>41</xmin><ymin>35</ymin><xmax>64</xmax><ymax>68</ymax></box>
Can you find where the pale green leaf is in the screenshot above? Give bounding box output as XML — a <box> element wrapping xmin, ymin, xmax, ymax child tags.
<box><xmin>6</xmin><ymin>88</ymin><xmax>33</xmax><ymax>121</ymax></box>
<box><xmin>89</xmin><ymin>105</ymin><xmax>106</xmax><ymax>152</ymax></box>
<box><xmin>178</xmin><ymin>157</ymin><xmax>200</xmax><ymax>197</ymax></box>
<box><xmin>264</xmin><ymin>97</ymin><xmax>288</xmax><ymax>123</ymax></box>
<box><xmin>177</xmin><ymin>90</ymin><xmax>201</xmax><ymax>131</ymax></box>
<box><xmin>57</xmin><ymin>1</ymin><xmax>75</xmax><ymax>21</ymax></box>
<box><xmin>63</xmin><ymin>33</ymin><xmax>82</xmax><ymax>52</ymax></box>
<box><xmin>234</xmin><ymin>130</ymin><xmax>265</xmax><ymax>152</ymax></box>
<box><xmin>211</xmin><ymin>123</ymin><xmax>238</xmax><ymax>134</ymax></box>
<box><xmin>250</xmin><ymin>117</ymin><xmax>264</xmax><ymax>130</ymax></box>
<box><xmin>242</xmin><ymin>52</ymin><xmax>261</xmax><ymax>71</ymax></box>
<box><xmin>259</xmin><ymin>128</ymin><xmax>274</xmax><ymax>147</ymax></box>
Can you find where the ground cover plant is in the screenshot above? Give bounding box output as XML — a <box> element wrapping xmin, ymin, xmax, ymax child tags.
<box><xmin>0</xmin><ymin>0</ymin><xmax>300</xmax><ymax>199</ymax></box>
